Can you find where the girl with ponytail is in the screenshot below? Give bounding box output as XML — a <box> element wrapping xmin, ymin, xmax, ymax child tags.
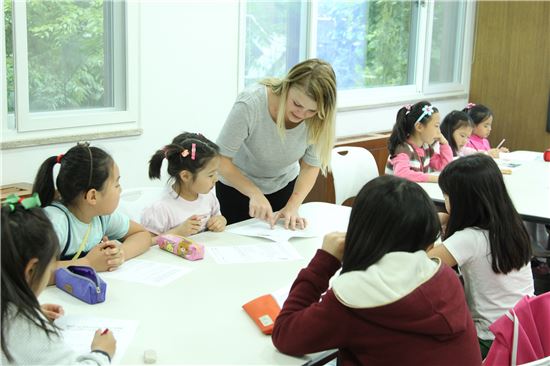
<box><xmin>141</xmin><ymin>132</ymin><xmax>226</xmax><ymax>236</ymax></box>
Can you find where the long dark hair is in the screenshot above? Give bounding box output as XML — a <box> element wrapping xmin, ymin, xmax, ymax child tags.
<box><xmin>149</xmin><ymin>132</ymin><xmax>219</xmax><ymax>195</ymax></box>
<box><xmin>439</xmin><ymin>154</ymin><xmax>531</xmax><ymax>274</ymax></box>
<box><xmin>463</xmin><ymin>103</ymin><xmax>493</xmax><ymax>126</ymax></box>
<box><xmin>1</xmin><ymin>205</ymin><xmax>60</xmax><ymax>361</ymax></box>
<box><xmin>388</xmin><ymin>101</ymin><xmax>439</xmax><ymax>156</ymax></box>
<box><xmin>440</xmin><ymin>110</ymin><xmax>474</xmax><ymax>156</ymax></box>
<box><xmin>341</xmin><ymin>175</ymin><xmax>440</xmax><ymax>273</ymax></box>
<box><xmin>32</xmin><ymin>143</ymin><xmax>114</xmax><ymax>206</ymax></box>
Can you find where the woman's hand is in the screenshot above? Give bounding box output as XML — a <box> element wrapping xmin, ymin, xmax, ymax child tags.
<box><xmin>249</xmin><ymin>193</ymin><xmax>274</xmax><ymax>223</ymax></box>
<box><xmin>41</xmin><ymin>303</ymin><xmax>64</xmax><ymax>321</ymax></box>
<box><xmin>271</xmin><ymin>205</ymin><xmax>307</xmax><ymax>230</ymax></box>
<box><xmin>321</xmin><ymin>232</ymin><xmax>346</xmax><ymax>261</ymax></box>
<box><xmin>207</xmin><ymin>215</ymin><xmax>227</xmax><ymax>232</ymax></box>
<box><xmin>91</xmin><ymin>329</ymin><xmax>116</xmax><ymax>360</ymax></box>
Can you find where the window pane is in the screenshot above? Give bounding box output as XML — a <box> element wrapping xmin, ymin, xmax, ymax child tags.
<box><xmin>243</xmin><ymin>1</ymin><xmax>305</xmax><ymax>87</ymax></box>
<box><xmin>316</xmin><ymin>0</ymin><xmax>416</xmax><ymax>90</ymax></box>
<box><xmin>4</xmin><ymin>0</ymin><xmax>14</xmax><ymax>113</ymax></box>
<box><xmin>25</xmin><ymin>0</ymin><xmax>118</xmax><ymax>112</ymax></box>
<box><xmin>429</xmin><ymin>1</ymin><xmax>465</xmax><ymax>83</ymax></box>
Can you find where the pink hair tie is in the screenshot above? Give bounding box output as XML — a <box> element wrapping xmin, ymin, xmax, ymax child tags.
<box><xmin>404</xmin><ymin>104</ymin><xmax>412</xmax><ymax>115</ymax></box>
<box><xmin>465</xmin><ymin>102</ymin><xmax>476</xmax><ymax>110</ymax></box>
<box><xmin>56</xmin><ymin>154</ymin><xmax>64</xmax><ymax>164</ymax></box>
<box><xmin>191</xmin><ymin>143</ymin><xmax>196</xmax><ymax>161</ymax></box>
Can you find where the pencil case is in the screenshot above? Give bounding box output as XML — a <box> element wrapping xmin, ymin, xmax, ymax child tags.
<box><xmin>54</xmin><ymin>266</ymin><xmax>107</xmax><ymax>304</ymax></box>
<box><xmin>155</xmin><ymin>234</ymin><xmax>205</xmax><ymax>261</ymax></box>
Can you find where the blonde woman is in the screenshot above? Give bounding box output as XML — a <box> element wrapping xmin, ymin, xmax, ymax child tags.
<box><xmin>216</xmin><ymin>59</ymin><xmax>337</xmax><ymax>228</ymax></box>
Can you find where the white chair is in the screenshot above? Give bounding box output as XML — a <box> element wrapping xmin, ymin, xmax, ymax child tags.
<box><xmin>118</xmin><ymin>187</ymin><xmax>165</xmax><ymax>224</ymax></box>
<box><xmin>331</xmin><ymin>146</ymin><xmax>379</xmax><ymax>205</ymax></box>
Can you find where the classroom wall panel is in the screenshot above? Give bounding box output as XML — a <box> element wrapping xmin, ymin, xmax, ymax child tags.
<box><xmin>470</xmin><ymin>1</ymin><xmax>550</xmax><ymax>152</ymax></box>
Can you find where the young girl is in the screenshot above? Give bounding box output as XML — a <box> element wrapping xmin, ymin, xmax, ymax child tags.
<box><xmin>428</xmin><ymin>154</ymin><xmax>534</xmax><ymax>358</ymax></box>
<box><xmin>386</xmin><ymin>101</ymin><xmax>453</xmax><ymax>183</ymax></box>
<box><xmin>463</xmin><ymin>103</ymin><xmax>509</xmax><ymax>158</ymax></box>
<box><xmin>141</xmin><ymin>132</ymin><xmax>226</xmax><ymax>236</ymax></box>
<box><xmin>440</xmin><ymin>110</ymin><xmax>475</xmax><ymax>157</ymax></box>
<box><xmin>272</xmin><ymin>175</ymin><xmax>481</xmax><ymax>366</ymax></box>
<box><xmin>1</xmin><ymin>196</ymin><xmax>116</xmax><ymax>365</ymax></box>
<box><xmin>32</xmin><ymin>142</ymin><xmax>151</xmax><ymax>276</ymax></box>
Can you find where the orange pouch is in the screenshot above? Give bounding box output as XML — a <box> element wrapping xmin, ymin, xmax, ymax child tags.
<box><xmin>242</xmin><ymin>294</ymin><xmax>281</xmax><ymax>335</ymax></box>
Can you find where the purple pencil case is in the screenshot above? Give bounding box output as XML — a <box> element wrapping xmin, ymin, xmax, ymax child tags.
<box><xmin>54</xmin><ymin>266</ymin><xmax>107</xmax><ymax>304</ymax></box>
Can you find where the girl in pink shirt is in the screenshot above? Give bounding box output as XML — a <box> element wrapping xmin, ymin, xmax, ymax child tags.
<box><xmin>440</xmin><ymin>110</ymin><xmax>475</xmax><ymax>157</ymax></box>
<box><xmin>141</xmin><ymin>133</ymin><xmax>226</xmax><ymax>237</ymax></box>
<box><xmin>386</xmin><ymin>101</ymin><xmax>453</xmax><ymax>183</ymax></box>
<box><xmin>463</xmin><ymin>103</ymin><xmax>509</xmax><ymax>158</ymax></box>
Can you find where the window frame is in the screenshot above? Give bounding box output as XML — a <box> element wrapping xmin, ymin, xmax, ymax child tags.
<box><xmin>1</xmin><ymin>0</ymin><xmax>140</xmax><ymax>147</ymax></box>
<box><xmin>238</xmin><ymin>0</ymin><xmax>476</xmax><ymax>110</ymax></box>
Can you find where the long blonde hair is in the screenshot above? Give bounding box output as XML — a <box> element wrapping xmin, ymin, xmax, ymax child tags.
<box><xmin>261</xmin><ymin>58</ymin><xmax>337</xmax><ymax>175</ymax></box>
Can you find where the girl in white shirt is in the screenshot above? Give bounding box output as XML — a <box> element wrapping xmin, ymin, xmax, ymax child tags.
<box><xmin>429</xmin><ymin>154</ymin><xmax>534</xmax><ymax>358</ymax></box>
<box><xmin>1</xmin><ymin>196</ymin><xmax>116</xmax><ymax>365</ymax></box>
<box><xmin>142</xmin><ymin>132</ymin><xmax>226</xmax><ymax>236</ymax></box>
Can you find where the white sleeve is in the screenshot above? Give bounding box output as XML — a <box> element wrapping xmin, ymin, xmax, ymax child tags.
<box><xmin>443</xmin><ymin>229</ymin><xmax>483</xmax><ymax>266</ymax></box>
<box><xmin>141</xmin><ymin>203</ymin><xmax>171</xmax><ymax>235</ymax></box>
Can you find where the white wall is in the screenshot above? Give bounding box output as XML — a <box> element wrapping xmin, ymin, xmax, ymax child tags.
<box><xmin>1</xmin><ymin>2</ymin><xmax>468</xmax><ymax>190</ymax></box>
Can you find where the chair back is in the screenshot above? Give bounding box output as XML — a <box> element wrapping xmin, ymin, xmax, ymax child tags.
<box><xmin>119</xmin><ymin>187</ymin><xmax>165</xmax><ymax>224</ymax></box>
<box><xmin>331</xmin><ymin>146</ymin><xmax>378</xmax><ymax>205</ymax></box>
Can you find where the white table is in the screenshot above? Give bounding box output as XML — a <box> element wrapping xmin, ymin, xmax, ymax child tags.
<box><xmin>418</xmin><ymin>157</ymin><xmax>550</xmax><ymax>224</ymax></box>
<box><xmin>40</xmin><ymin>202</ymin><xmax>351</xmax><ymax>365</ymax></box>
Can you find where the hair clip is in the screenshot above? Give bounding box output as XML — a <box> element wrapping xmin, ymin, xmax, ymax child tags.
<box><xmin>56</xmin><ymin>154</ymin><xmax>64</xmax><ymax>164</ymax></box>
<box><xmin>465</xmin><ymin>102</ymin><xmax>476</xmax><ymax>110</ymax></box>
<box><xmin>181</xmin><ymin>149</ymin><xmax>190</xmax><ymax>158</ymax></box>
<box><xmin>76</xmin><ymin>141</ymin><xmax>90</xmax><ymax>147</ymax></box>
<box><xmin>404</xmin><ymin>104</ymin><xmax>412</xmax><ymax>115</ymax></box>
<box><xmin>3</xmin><ymin>193</ymin><xmax>41</xmax><ymax>212</ymax></box>
<box><xmin>415</xmin><ymin>105</ymin><xmax>434</xmax><ymax>123</ymax></box>
<box><xmin>191</xmin><ymin>143</ymin><xmax>196</xmax><ymax>161</ymax></box>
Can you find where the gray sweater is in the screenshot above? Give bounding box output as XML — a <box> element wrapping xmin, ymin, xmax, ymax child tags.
<box><xmin>216</xmin><ymin>84</ymin><xmax>321</xmax><ymax>194</ymax></box>
<box><xmin>1</xmin><ymin>304</ymin><xmax>110</xmax><ymax>365</ymax></box>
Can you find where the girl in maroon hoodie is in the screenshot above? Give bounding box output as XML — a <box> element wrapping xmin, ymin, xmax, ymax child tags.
<box><xmin>272</xmin><ymin>175</ymin><xmax>481</xmax><ymax>366</ymax></box>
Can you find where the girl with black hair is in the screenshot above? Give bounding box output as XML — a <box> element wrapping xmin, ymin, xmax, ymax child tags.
<box><xmin>440</xmin><ymin>110</ymin><xmax>475</xmax><ymax>157</ymax></box>
<box><xmin>32</xmin><ymin>143</ymin><xmax>151</xmax><ymax>278</ymax></box>
<box><xmin>1</xmin><ymin>196</ymin><xmax>116</xmax><ymax>365</ymax></box>
<box><xmin>141</xmin><ymin>132</ymin><xmax>226</xmax><ymax>236</ymax></box>
<box><xmin>272</xmin><ymin>176</ymin><xmax>481</xmax><ymax>366</ymax></box>
<box><xmin>429</xmin><ymin>154</ymin><xmax>533</xmax><ymax>358</ymax></box>
<box><xmin>386</xmin><ymin>101</ymin><xmax>453</xmax><ymax>183</ymax></box>
<box><xmin>463</xmin><ymin>103</ymin><xmax>509</xmax><ymax>158</ymax></box>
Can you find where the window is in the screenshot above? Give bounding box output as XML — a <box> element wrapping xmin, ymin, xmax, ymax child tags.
<box><xmin>240</xmin><ymin>0</ymin><xmax>474</xmax><ymax>107</ymax></box>
<box><xmin>2</xmin><ymin>0</ymin><xmax>138</xmax><ymax>145</ymax></box>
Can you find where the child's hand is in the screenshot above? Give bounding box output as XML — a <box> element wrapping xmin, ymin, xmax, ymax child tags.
<box><xmin>41</xmin><ymin>303</ymin><xmax>64</xmax><ymax>321</ymax></box>
<box><xmin>207</xmin><ymin>215</ymin><xmax>227</xmax><ymax>232</ymax></box>
<box><xmin>101</xmin><ymin>237</ymin><xmax>125</xmax><ymax>272</ymax></box>
<box><xmin>176</xmin><ymin>215</ymin><xmax>204</xmax><ymax>236</ymax></box>
<box><xmin>91</xmin><ymin>329</ymin><xmax>116</xmax><ymax>360</ymax></box>
<box><xmin>321</xmin><ymin>232</ymin><xmax>346</xmax><ymax>261</ymax></box>
<box><xmin>434</xmin><ymin>132</ymin><xmax>448</xmax><ymax>145</ymax></box>
<box><xmin>85</xmin><ymin>242</ymin><xmax>115</xmax><ymax>272</ymax></box>
<box><xmin>499</xmin><ymin>147</ymin><xmax>509</xmax><ymax>153</ymax></box>
<box><xmin>488</xmin><ymin>148</ymin><xmax>500</xmax><ymax>158</ymax></box>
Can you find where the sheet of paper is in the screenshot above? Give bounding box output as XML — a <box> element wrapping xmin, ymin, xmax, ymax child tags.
<box><xmin>207</xmin><ymin>241</ymin><xmax>302</xmax><ymax>264</ymax></box>
<box><xmin>100</xmin><ymin>259</ymin><xmax>192</xmax><ymax>287</ymax></box>
<box><xmin>227</xmin><ymin>219</ymin><xmax>318</xmax><ymax>242</ymax></box>
<box><xmin>55</xmin><ymin>315</ymin><xmax>138</xmax><ymax>364</ymax></box>
<box><xmin>271</xmin><ymin>285</ymin><xmax>291</xmax><ymax>308</ymax></box>
<box><xmin>499</xmin><ymin>151</ymin><xmax>543</xmax><ymax>162</ymax></box>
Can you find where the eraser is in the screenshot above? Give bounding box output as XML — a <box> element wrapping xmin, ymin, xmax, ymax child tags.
<box><xmin>143</xmin><ymin>349</ymin><xmax>157</xmax><ymax>364</ymax></box>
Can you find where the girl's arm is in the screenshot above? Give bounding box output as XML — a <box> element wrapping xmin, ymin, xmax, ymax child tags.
<box><xmin>428</xmin><ymin>244</ymin><xmax>458</xmax><ymax>267</ymax></box>
<box><xmin>430</xmin><ymin>142</ymin><xmax>453</xmax><ymax>171</ymax></box>
<box><xmin>119</xmin><ymin>220</ymin><xmax>152</xmax><ymax>260</ymax></box>
<box><xmin>218</xmin><ymin>155</ymin><xmax>273</xmax><ymax>222</ymax></box>
<box><xmin>272</xmin><ymin>249</ymin><xmax>350</xmax><ymax>356</ymax></box>
<box><xmin>271</xmin><ymin>161</ymin><xmax>320</xmax><ymax>229</ymax></box>
<box><xmin>391</xmin><ymin>154</ymin><xmax>438</xmax><ymax>183</ymax></box>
